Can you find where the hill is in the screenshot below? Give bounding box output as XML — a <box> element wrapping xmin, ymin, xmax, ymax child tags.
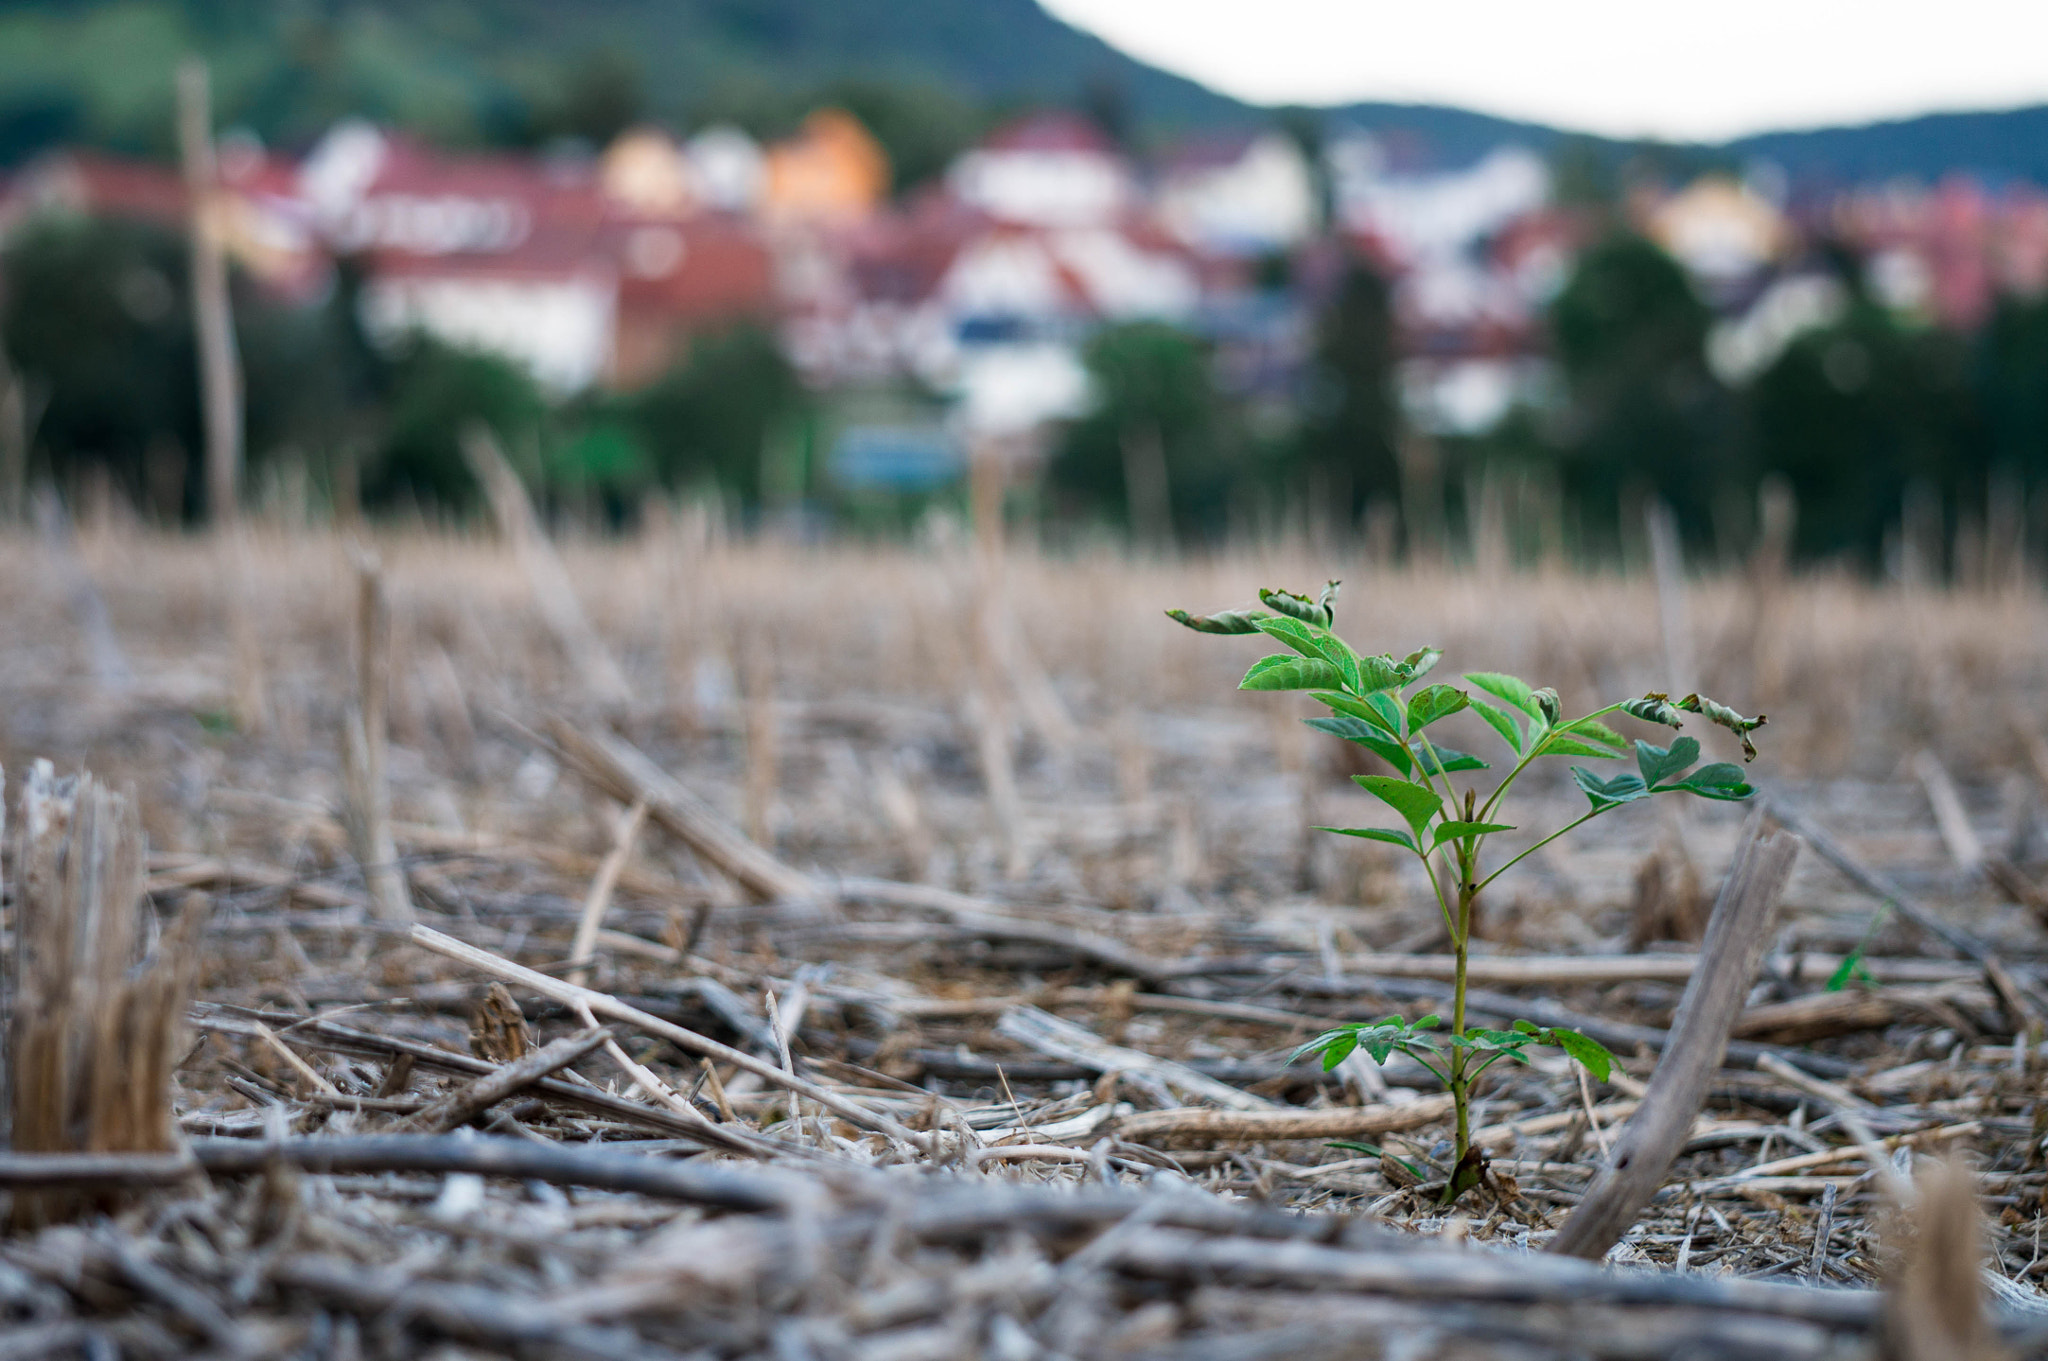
<box><xmin>2</xmin><ymin>0</ymin><xmax>2046</xmax><ymax>186</ymax></box>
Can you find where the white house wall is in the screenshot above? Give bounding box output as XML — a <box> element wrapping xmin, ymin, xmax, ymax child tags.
<box><xmin>359</xmin><ymin>274</ymin><xmax>617</xmax><ymax>395</ymax></box>
<box><xmin>948</xmin><ymin>149</ymin><xmax>1129</xmax><ymax>228</ymax></box>
<box><xmin>1158</xmin><ymin>135</ymin><xmax>1317</xmax><ymax>254</ymax></box>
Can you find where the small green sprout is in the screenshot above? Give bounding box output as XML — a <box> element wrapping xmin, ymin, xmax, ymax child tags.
<box><xmin>1170</xmin><ymin>581</ymin><xmax>1766</xmax><ymax>1204</ymax></box>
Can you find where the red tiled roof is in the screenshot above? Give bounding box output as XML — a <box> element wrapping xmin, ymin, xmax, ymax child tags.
<box><xmin>981</xmin><ymin>112</ymin><xmax>1118</xmax><ymax>156</ymax></box>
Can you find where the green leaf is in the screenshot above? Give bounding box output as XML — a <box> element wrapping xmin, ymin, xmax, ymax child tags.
<box><xmin>1636</xmin><ymin>736</ymin><xmax>1701</xmax><ymax>788</ymax></box>
<box><xmin>1675</xmin><ymin>692</ymin><xmax>1767</xmax><ymax>762</ymax></box>
<box><xmin>1365</xmin><ymin>690</ymin><xmax>1406</xmax><ymax>735</ymax></box>
<box><xmin>1537</xmin><ymin>736</ymin><xmax>1630</xmax><ymax>760</ymax></box>
<box><xmin>1307</xmin><ymin>715</ymin><xmax>1393</xmax><ymax>743</ymax></box>
<box><xmin>1825</xmin><ymin>949</ymin><xmax>1874</xmax><ymax>993</ymax></box>
<box><xmin>1560</xmin><ymin>716</ymin><xmax>1627</xmax><ymax>750</ymax></box>
<box><xmin>1306</xmin><ymin>716</ymin><xmax>1413</xmax><ymax>776</ymax></box>
<box><xmin>1408</xmin><ymin>684</ymin><xmax>1469</xmax><ymax>731</ymax></box>
<box><xmin>1291</xmin><ymin>1017</ymin><xmax>1436</xmax><ymax>1069</ymax></box>
<box><xmin>1252</xmin><ymin>615</ymin><xmax>1361</xmax><ymax>691</ymax></box>
<box><xmin>1430</xmin><ymin>820</ymin><xmax>1515</xmax><ymax>851</ymax></box>
<box><xmin>1620</xmin><ymin>693</ymin><xmax>1684</xmax><ymax>728</ymax></box>
<box><xmin>1543</xmin><ymin>1026</ymin><xmax>1615</xmax><ymax>1083</ymax></box>
<box><xmin>1241</xmin><ymin>654</ymin><xmax>1346</xmax><ymax>691</ymax></box>
<box><xmin>1259</xmin><ymin>582</ymin><xmax>1339</xmax><ymax>626</ymax></box>
<box><xmin>1354</xmin><ymin>653</ymin><xmax>1406</xmax><ymax>695</ymax></box>
<box><xmin>1313</xmin><ymin>691</ymin><xmax>1396</xmax><ymax>732</ymax></box>
<box><xmin>1571</xmin><ymin>766</ymin><xmax>1649</xmax><ymax>811</ymax></box>
<box><xmin>1352</xmin><ymin>775</ymin><xmax>1443</xmax><ymax>838</ymax></box>
<box><xmin>1465</xmin><ymin>672</ymin><xmax>1541</xmax><ymax>719</ymax></box>
<box><xmin>1470</xmin><ymin>698</ymin><xmax>1524</xmax><ymax>755</ymax></box>
<box><xmin>1327</xmin><ymin>728</ymin><xmax>1409</xmax><ymax>769</ymax></box>
<box><xmin>1326</xmin><ymin>1141</ymin><xmax>1426</xmax><ymax>1179</ymax></box>
<box><xmin>1399</xmin><ymin>647</ymin><xmax>1444</xmax><ymax>685</ymax></box>
<box><xmin>1412</xmin><ymin>744</ymin><xmax>1487</xmax><ymax>775</ymax></box>
<box><xmin>1318</xmin><ymin>825</ymin><xmax>1419</xmax><ymax>853</ymax></box>
<box><xmin>1165</xmin><ymin>606</ymin><xmax>1267</xmax><ymax>634</ymax></box>
<box><xmin>1672</xmin><ymin>762</ymin><xmax>1755</xmax><ymax>801</ymax></box>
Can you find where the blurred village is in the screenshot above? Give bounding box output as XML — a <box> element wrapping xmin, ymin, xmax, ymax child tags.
<box><xmin>7</xmin><ymin>93</ymin><xmax>2048</xmax><ymax>572</ymax></box>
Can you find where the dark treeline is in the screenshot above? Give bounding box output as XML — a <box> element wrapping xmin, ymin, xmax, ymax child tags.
<box><xmin>1051</xmin><ymin>234</ymin><xmax>2048</xmax><ymax>573</ymax></box>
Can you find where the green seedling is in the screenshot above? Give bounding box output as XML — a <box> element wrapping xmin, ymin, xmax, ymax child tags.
<box><xmin>1170</xmin><ymin>580</ymin><xmax>1766</xmax><ymax>1203</ymax></box>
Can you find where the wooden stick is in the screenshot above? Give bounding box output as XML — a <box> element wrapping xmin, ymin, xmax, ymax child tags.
<box><xmin>402</xmin><ymin>1026</ymin><xmax>610</xmax><ymax>1134</ymax></box>
<box><xmin>1763</xmin><ymin>794</ymin><xmax>1997</xmax><ymax>964</ymax></box>
<box><xmin>340</xmin><ymin>551</ymin><xmax>411</xmax><ymax>921</ymax></box>
<box><xmin>1548</xmin><ymin>812</ymin><xmax>1801</xmax><ymax>1260</ymax></box>
<box><xmin>1110</xmin><ymin>1096</ymin><xmax>1455</xmax><ymax>1148</ymax></box>
<box><xmin>996</xmin><ymin>1005</ymin><xmax>1279</xmax><ymax>1113</ymax></box>
<box><xmin>191</xmin><ymin>1008</ymin><xmax>753</xmax><ymax>1150</ymax></box>
<box><xmin>461</xmin><ymin>425</ymin><xmax>631</xmax><ymax>708</ymax></box>
<box><xmin>1915</xmin><ymin>750</ymin><xmax>1984</xmax><ymax>871</ymax></box>
<box><xmin>0</xmin><ymin>1137</ymin><xmax>800</xmax><ymax>1211</ymax></box>
<box><xmin>567</xmin><ymin>799</ymin><xmax>647</xmax><ymax>986</ymax></box>
<box><xmin>177</xmin><ymin>57</ymin><xmax>242</xmax><ymax>527</ymax></box>
<box><xmin>545</xmin><ymin>714</ymin><xmax>818</xmax><ymax>904</ymax></box>
<box><xmin>407</xmin><ymin>924</ymin><xmax>932</xmax><ymax>1154</ymax></box>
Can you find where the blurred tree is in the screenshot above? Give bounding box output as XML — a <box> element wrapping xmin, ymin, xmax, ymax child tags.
<box><xmin>1549</xmin><ymin>232</ymin><xmax>1727</xmax><ymax>540</ymax></box>
<box><xmin>1296</xmin><ymin>252</ymin><xmax>1401</xmax><ymax>518</ymax></box>
<box><xmin>1748</xmin><ymin>301</ymin><xmax>1980</xmax><ymax>562</ymax></box>
<box><xmin>547</xmin><ymin>412</ymin><xmax>653</xmax><ymax>522</ymax></box>
<box><xmin>0</xmin><ymin>218</ymin><xmax>199</xmax><ymax>510</ymax></box>
<box><xmin>1052</xmin><ymin>321</ymin><xmax>1232</xmax><ymax>543</ymax></box>
<box><xmin>1979</xmin><ymin>292</ymin><xmax>2048</xmax><ymax>483</ymax></box>
<box><xmin>547</xmin><ymin>48</ymin><xmax>645</xmax><ymax>147</ymax></box>
<box><xmin>368</xmin><ymin>335</ymin><xmax>548</xmax><ymax>510</ymax></box>
<box><xmin>626</xmin><ymin>325</ymin><xmax>806</xmax><ymax>503</ymax></box>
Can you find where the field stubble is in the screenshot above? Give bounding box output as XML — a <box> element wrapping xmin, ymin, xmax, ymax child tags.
<box><xmin>3</xmin><ymin>524</ymin><xmax>2048</xmax><ymax>1358</ymax></box>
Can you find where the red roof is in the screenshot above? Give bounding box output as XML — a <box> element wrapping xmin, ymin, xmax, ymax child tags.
<box><xmin>980</xmin><ymin>112</ymin><xmax>1118</xmax><ymax>156</ymax></box>
<box><xmin>7</xmin><ymin>151</ymin><xmax>187</xmax><ymax>228</ymax></box>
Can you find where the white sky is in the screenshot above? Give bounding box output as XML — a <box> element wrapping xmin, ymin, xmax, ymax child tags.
<box><xmin>1039</xmin><ymin>0</ymin><xmax>2048</xmax><ymax>142</ymax></box>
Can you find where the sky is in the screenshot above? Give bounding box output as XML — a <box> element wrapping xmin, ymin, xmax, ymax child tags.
<box><xmin>1039</xmin><ymin>0</ymin><xmax>2048</xmax><ymax>142</ymax></box>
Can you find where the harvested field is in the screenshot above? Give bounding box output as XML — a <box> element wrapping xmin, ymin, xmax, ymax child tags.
<box><xmin>6</xmin><ymin>523</ymin><xmax>2048</xmax><ymax>1358</ymax></box>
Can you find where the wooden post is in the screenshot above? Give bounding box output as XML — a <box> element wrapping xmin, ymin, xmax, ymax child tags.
<box><xmin>177</xmin><ymin>59</ymin><xmax>243</xmax><ymax>528</ymax></box>
<box><xmin>342</xmin><ymin>551</ymin><xmax>413</xmax><ymax>921</ymax></box>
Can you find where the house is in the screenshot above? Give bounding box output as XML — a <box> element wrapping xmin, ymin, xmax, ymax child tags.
<box><xmin>947</xmin><ymin>113</ymin><xmax>1131</xmax><ymax>228</ymax></box>
<box><xmin>1647</xmin><ymin>175</ymin><xmax>1789</xmax><ymax>295</ymax></box>
<box><xmin>0</xmin><ymin>146</ymin><xmax>323</xmax><ymax>297</ymax></box>
<box><xmin>298</xmin><ymin>120</ymin><xmax>778</xmax><ymax>394</ymax></box>
<box><xmin>761</xmin><ymin>110</ymin><xmax>890</xmax><ymax>225</ymax></box>
<box><xmin>609</xmin><ymin>214</ymin><xmax>777</xmax><ymax>388</ymax></box>
<box><xmin>300</xmin><ymin>122</ymin><xmax>616</xmax><ymax>392</ymax></box>
<box><xmin>1154</xmin><ymin>131</ymin><xmax>1317</xmax><ymax>256</ymax></box>
<box><xmin>601</xmin><ymin>127</ymin><xmax>696</xmax><ymax>219</ymax></box>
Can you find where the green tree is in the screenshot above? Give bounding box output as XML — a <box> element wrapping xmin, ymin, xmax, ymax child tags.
<box><xmin>1297</xmin><ymin>253</ymin><xmax>1401</xmax><ymax>519</ymax></box>
<box><xmin>1749</xmin><ymin>302</ymin><xmax>1980</xmax><ymax>561</ymax></box>
<box><xmin>626</xmin><ymin>325</ymin><xmax>807</xmax><ymax>504</ymax></box>
<box><xmin>369</xmin><ymin>335</ymin><xmax>548</xmax><ymax>510</ymax></box>
<box><xmin>1</xmin><ymin>217</ymin><xmax>199</xmax><ymax>509</ymax></box>
<box><xmin>1052</xmin><ymin>321</ymin><xmax>1232</xmax><ymax>544</ymax></box>
<box><xmin>1549</xmin><ymin>233</ymin><xmax>1727</xmax><ymax>540</ymax></box>
<box><xmin>1979</xmin><ymin>292</ymin><xmax>2048</xmax><ymax>484</ymax></box>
